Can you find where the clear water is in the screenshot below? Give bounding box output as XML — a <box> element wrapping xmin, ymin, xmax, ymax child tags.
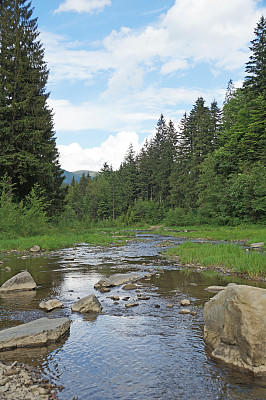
<box><xmin>0</xmin><ymin>233</ymin><xmax>265</xmax><ymax>400</ymax></box>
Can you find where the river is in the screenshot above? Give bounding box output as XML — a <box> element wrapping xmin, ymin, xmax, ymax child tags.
<box><xmin>0</xmin><ymin>233</ymin><xmax>265</xmax><ymax>400</ymax></box>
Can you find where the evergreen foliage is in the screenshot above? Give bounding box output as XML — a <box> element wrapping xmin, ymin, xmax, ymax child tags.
<box><xmin>0</xmin><ymin>0</ymin><xmax>65</xmax><ymax>214</ymax></box>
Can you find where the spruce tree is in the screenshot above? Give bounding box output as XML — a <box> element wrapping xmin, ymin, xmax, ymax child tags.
<box><xmin>0</xmin><ymin>0</ymin><xmax>65</xmax><ymax>214</ymax></box>
<box><xmin>245</xmin><ymin>15</ymin><xmax>266</xmax><ymax>94</ymax></box>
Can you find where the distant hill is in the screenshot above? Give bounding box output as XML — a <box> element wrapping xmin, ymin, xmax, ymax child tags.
<box><xmin>62</xmin><ymin>170</ymin><xmax>98</xmax><ymax>185</ymax></box>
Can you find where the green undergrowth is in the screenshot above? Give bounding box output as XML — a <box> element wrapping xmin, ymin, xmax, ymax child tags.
<box><xmin>165</xmin><ymin>242</ymin><xmax>266</xmax><ymax>279</ymax></box>
<box><xmin>151</xmin><ymin>224</ymin><xmax>266</xmax><ymax>245</ymax></box>
<box><xmin>0</xmin><ymin>228</ymin><xmax>133</xmax><ymax>252</ymax></box>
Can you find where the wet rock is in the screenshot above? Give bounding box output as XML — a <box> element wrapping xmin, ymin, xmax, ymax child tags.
<box><xmin>166</xmin><ymin>304</ymin><xmax>174</xmax><ymax>308</ymax></box>
<box><xmin>205</xmin><ymin>286</ymin><xmax>227</xmax><ymax>293</ymax></box>
<box><xmin>203</xmin><ymin>284</ymin><xmax>266</xmax><ymax>375</ymax></box>
<box><xmin>95</xmin><ymin>273</ymin><xmax>142</xmax><ymax>288</ymax></box>
<box><xmin>125</xmin><ymin>303</ymin><xmax>139</xmax><ymax>308</ymax></box>
<box><xmin>0</xmin><ymin>317</ymin><xmax>70</xmax><ymax>351</ymax></box>
<box><xmin>108</xmin><ymin>295</ymin><xmax>120</xmax><ymax>301</ymax></box>
<box><xmin>180</xmin><ymin>299</ymin><xmax>191</xmax><ymax>306</ymax></box>
<box><xmin>155</xmin><ymin>304</ymin><xmax>160</xmax><ymax>308</ymax></box>
<box><xmin>72</xmin><ymin>294</ymin><xmax>102</xmax><ymax>313</ymax></box>
<box><xmin>190</xmin><ymin>311</ymin><xmax>197</xmax><ymax>316</ymax></box>
<box><xmin>122</xmin><ymin>283</ymin><xmax>137</xmax><ymax>290</ymax></box>
<box><xmin>122</xmin><ymin>297</ymin><xmax>130</xmax><ymax>301</ymax></box>
<box><xmin>39</xmin><ymin>299</ymin><xmax>63</xmax><ymax>312</ymax></box>
<box><xmin>179</xmin><ymin>309</ymin><xmax>191</xmax><ymax>314</ymax></box>
<box><xmin>100</xmin><ymin>287</ymin><xmax>110</xmax><ymax>293</ymax></box>
<box><xmin>250</xmin><ymin>242</ymin><xmax>264</xmax><ymax>248</ymax></box>
<box><xmin>0</xmin><ymin>271</ymin><xmax>37</xmax><ymax>293</ymax></box>
<box><xmin>137</xmin><ymin>296</ymin><xmax>150</xmax><ymax>300</ymax></box>
<box><xmin>30</xmin><ymin>245</ymin><xmax>41</xmax><ymax>252</ymax></box>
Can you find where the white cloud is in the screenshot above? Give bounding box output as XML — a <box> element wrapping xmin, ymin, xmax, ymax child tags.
<box><xmin>58</xmin><ymin>131</ymin><xmax>142</xmax><ymax>171</ymax></box>
<box><xmin>44</xmin><ymin>0</ymin><xmax>266</xmax><ymax>91</ymax></box>
<box><xmin>54</xmin><ymin>0</ymin><xmax>111</xmax><ymax>14</ymax></box>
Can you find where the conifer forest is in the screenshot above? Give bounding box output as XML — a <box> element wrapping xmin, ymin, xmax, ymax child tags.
<box><xmin>0</xmin><ymin>0</ymin><xmax>265</xmax><ymax>234</ymax></box>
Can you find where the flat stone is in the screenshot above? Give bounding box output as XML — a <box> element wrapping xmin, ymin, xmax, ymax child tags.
<box><xmin>122</xmin><ymin>283</ymin><xmax>137</xmax><ymax>290</ymax></box>
<box><xmin>125</xmin><ymin>303</ymin><xmax>139</xmax><ymax>308</ymax></box>
<box><xmin>72</xmin><ymin>294</ymin><xmax>102</xmax><ymax>313</ymax></box>
<box><xmin>95</xmin><ymin>273</ymin><xmax>142</xmax><ymax>288</ymax></box>
<box><xmin>179</xmin><ymin>309</ymin><xmax>191</xmax><ymax>314</ymax></box>
<box><xmin>0</xmin><ymin>271</ymin><xmax>37</xmax><ymax>293</ymax></box>
<box><xmin>250</xmin><ymin>242</ymin><xmax>264</xmax><ymax>248</ymax></box>
<box><xmin>0</xmin><ymin>317</ymin><xmax>70</xmax><ymax>351</ymax></box>
<box><xmin>205</xmin><ymin>286</ymin><xmax>227</xmax><ymax>293</ymax></box>
<box><xmin>39</xmin><ymin>299</ymin><xmax>63</xmax><ymax>312</ymax></box>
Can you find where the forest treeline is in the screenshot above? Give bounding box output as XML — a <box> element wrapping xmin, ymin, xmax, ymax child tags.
<box><xmin>65</xmin><ymin>16</ymin><xmax>266</xmax><ymax>226</ymax></box>
<box><xmin>0</xmin><ymin>0</ymin><xmax>265</xmax><ymax>236</ymax></box>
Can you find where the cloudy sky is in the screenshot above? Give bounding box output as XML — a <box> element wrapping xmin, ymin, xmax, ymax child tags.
<box><xmin>33</xmin><ymin>0</ymin><xmax>266</xmax><ymax>171</ymax></box>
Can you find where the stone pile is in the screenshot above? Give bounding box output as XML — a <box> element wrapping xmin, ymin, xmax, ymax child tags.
<box><xmin>0</xmin><ymin>360</ymin><xmax>61</xmax><ymax>400</ymax></box>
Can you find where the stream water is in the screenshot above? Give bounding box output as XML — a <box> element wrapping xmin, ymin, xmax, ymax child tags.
<box><xmin>0</xmin><ymin>233</ymin><xmax>265</xmax><ymax>400</ymax></box>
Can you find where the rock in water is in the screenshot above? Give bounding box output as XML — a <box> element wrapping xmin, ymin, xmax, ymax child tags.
<box><xmin>0</xmin><ymin>271</ymin><xmax>36</xmax><ymax>293</ymax></box>
<box><xmin>203</xmin><ymin>284</ymin><xmax>266</xmax><ymax>376</ymax></box>
<box><xmin>72</xmin><ymin>294</ymin><xmax>102</xmax><ymax>313</ymax></box>
<box><xmin>39</xmin><ymin>299</ymin><xmax>63</xmax><ymax>312</ymax></box>
<box><xmin>30</xmin><ymin>245</ymin><xmax>41</xmax><ymax>252</ymax></box>
<box><xmin>0</xmin><ymin>317</ymin><xmax>70</xmax><ymax>351</ymax></box>
<box><xmin>180</xmin><ymin>299</ymin><xmax>191</xmax><ymax>306</ymax></box>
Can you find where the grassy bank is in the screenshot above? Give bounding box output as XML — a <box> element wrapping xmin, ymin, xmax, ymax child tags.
<box><xmin>0</xmin><ymin>228</ymin><xmax>133</xmax><ymax>252</ymax></box>
<box><xmin>150</xmin><ymin>224</ymin><xmax>266</xmax><ymax>245</ymax></box>
<box><xmin>165</xmin><ymin>242</ymin><xmax>265</xmax><ymax>279</ymax></box>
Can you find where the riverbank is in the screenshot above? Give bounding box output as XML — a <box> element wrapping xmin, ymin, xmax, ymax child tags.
<box><xmin>0</xmin><ymin>360</ymin><xmax>61</xmax><ymax>399</ymax></box>
<box><xmin>0</xmin><ymin>224</ymin><xmax>265</xmax><ymax>279</ymax></box>
<box><xmin>0</xmin><ymin>228</ymin><xmax>133</xmax><ymax>253</ymax></box>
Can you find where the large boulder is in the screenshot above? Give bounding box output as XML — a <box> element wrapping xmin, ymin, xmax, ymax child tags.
<box><xmin>72</xmin><ymin>294</ymin><xmax>102</xmax><ymax>313</ymax></box>
<box><xmin>203</xmin><ymin>284</ymin><xmax>266</xmax><ymax>375</ymax></box>
<box><xmin>0</xmin><ymin>271</ymin><xmax>36</xmax><ymax>293</ymax></box>
<box><xmin>0</xmin><ymin>317</ymin><xmax>70</xmax><ymax>351</ymax></box>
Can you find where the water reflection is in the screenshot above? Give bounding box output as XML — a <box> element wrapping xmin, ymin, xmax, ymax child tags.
<box><xmin>0</xmin><ymin>233</ymin><xmax>265</xmax><ymax>399</ymax></box>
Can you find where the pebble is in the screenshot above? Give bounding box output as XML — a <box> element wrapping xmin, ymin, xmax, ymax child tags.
<box><xmin>179</xmin><ymin>309</ymin><xmax>191</xmax><ymax>314</ymax></box>
<box><xmin>125</xmin><ymin>303</ymin><xmax>139</xmax><ymax>308</ymax></box>
<box><xmin>180</xmin><ymin>299</ymin><xmax>191</xmax><ymax>306</ymax></box>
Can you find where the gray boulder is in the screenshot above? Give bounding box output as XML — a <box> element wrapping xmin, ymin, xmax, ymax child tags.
<box><xmin>0</xmin><ymin>271</ymin><xmax>36</xmax><ymax>293</ymax></box>
<box><xmin>203</xmin><ymin>284</ymin><xmax>266</xmax><ymax>375</ymax></box>
<box><xmin>0</xmin><ymin>317</ymin><xmax>70</xmax><ymax>351</ymax></box>
<box><xmin>72</xmin><ymin>294</ymin><xmax>102</xmax><ymax>313</ymax></box>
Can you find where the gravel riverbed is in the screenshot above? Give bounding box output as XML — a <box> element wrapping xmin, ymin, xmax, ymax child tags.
<box><xmin>0</xmin><ymin>360</ymin><xmax>62</xmax><ymax>400</ymax></box>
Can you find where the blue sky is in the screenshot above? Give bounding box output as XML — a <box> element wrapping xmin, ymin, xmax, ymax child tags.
<box><xmin>32</xmin><ymin>0</ymin><xmax>266</xmax><ymax>171</ymax></box>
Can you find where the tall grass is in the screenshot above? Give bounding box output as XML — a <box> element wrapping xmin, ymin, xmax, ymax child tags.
<box><xmin>165</xmin><ymin>242</ymin><xmax>266</xmax><ymax>278</ymax></box>
<box><xmin>0</xmin><ymin>229</ymin><xmax>132</xmax><ymax>252</ymax></box>
<box><xmin>152</xmin><ymin>224</ymin><xmax>266</xmax><ymax>245</ymax></box>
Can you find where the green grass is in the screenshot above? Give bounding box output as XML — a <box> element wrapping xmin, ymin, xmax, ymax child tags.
<box><xmin>0</xmin><ymin>228</ymin><xmax>133</xmax><ymax>252</ymax></box>
<box><xmin>150</xmin><ymin>224</ymin><xmax>266</xmax><ymax>245</ymax></box>
<box><xmin>165</xmin><ymin>242</ymin><xmax>266</xmax><ymax>279</ymax></box>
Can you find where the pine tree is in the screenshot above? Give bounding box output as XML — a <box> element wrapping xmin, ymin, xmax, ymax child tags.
<box><xmin>245</xmin><ymin>15</ymin><xmax>266</xmax><ymax>94</ymax></box>
<box><xmin>0</xmin><ymin>0</ymin><xmax>65</xmax><ymax>213</ymax></box>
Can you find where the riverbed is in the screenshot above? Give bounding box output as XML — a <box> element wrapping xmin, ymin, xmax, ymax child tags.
<box><xmin>0</xmin><ymin>233</ymin><xmax>265</xmax><ymax>400</ymax></box>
